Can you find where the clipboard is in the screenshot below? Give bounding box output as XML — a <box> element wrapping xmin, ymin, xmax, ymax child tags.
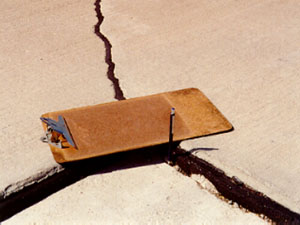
<box><xmin>41</xmin><ymin>88</ymin><xmax>232</xmax><ymax>163</ymax></box>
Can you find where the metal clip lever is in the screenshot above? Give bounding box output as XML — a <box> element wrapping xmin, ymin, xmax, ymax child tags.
<box><xmin>168</xmin><ymin>108</ymin><xmax>175</xmax><ymax>164</ymax></box>
<box><xmin>40</xmin><ymin>115</ymin><xmax>76</xmax><ymax>148</ymax></box>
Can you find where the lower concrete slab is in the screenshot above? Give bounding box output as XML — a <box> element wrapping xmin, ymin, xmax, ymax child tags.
<box><xmin>3</xmin><ymin>164</ymin><xmax>267</xmax><ymax>224</ymax></box>
<box><xmin>0</xmin><ymin>0</ymin><xmax>114</xmax><ymax>195</ymax></box>
<box><xmin>101</xmin><ymin>0</ymin><xmax>300</xmax><ymax>213</ymax></box>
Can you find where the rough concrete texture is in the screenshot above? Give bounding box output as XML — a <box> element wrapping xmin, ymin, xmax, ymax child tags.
<box><xmin>0</xmin><ymin>0</ymin><xmax>114</xmax><ymax>194</ymax></box>
<box><xmin>0</xmin><ymin>0</ymin><xmax>269</xmax><ymax>223</ymax></box>
<box><xmin>3</xmin><ymin>164</ymin><xmax>267</xmax><ymax>224</ymax></box>
<box><xmin>101</xmin><ymin>0</ymin><xmax>300</xmax><ymax>213</ymax></box>
<box><xmin>1</xmin><ymin>0</ymin><xmax>299</xmax><ymax>223</ymax></box>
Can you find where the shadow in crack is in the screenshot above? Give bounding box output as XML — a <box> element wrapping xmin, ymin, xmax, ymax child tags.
<box><xmin>189</xmin><ymin>147</ymin><xmax>219</xmax><ymax>154</ymax></box>
<box><xmin>0</xmin><ymin>142</ymin><xmax>180</xmax><ymax>222</ymax></box>
<box><xmin>174</xmin><ymin>147</ymin><xmax>300</xmax><ymax>224</ymax></box>
<box><xmin>94</xmin><ymin>0</ymin><xmax>125</xmax><ymax>101</ymax></box>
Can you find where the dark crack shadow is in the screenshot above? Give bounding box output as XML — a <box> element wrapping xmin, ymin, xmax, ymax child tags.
<box><xmin>94</xmin><ymin>0</ymin><xmax>125</xmax><ymax>101</ymax></box>
<box><xmin>174</xmin><ymin>147</ymin><xmax>300</xmax><ymax>224</ymax></box>
<box><xmin>0</xmin><ymin>142</ymin><xmax>180</xmax><ymax>222</ymax></box>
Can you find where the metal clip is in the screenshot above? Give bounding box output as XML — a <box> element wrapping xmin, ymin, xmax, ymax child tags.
<box><xmin>40</xmin><ymin>115</ymin><xmax>76</xmax><ymax>148</ymax></box>
<box><xmin>40</xmin><ymin>126</ymin><xmax>63</xmax><ymax>148</ymax></box>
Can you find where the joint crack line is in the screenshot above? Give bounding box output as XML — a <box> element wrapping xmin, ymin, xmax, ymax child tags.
<box><xmin>94</xmin><ymin>0</ymin><xmax>126</xmax><ymax>101</ymax></box>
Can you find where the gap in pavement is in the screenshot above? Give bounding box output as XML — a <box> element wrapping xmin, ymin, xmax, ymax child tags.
<box><xmin>0</xmin><ymin>144</ymin><xmax>171</xmax><ymax>222</ymax></box>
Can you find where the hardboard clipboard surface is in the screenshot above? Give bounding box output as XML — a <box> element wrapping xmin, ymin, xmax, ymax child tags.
<box><xmin>41</xmin><ymin>88</ymin><xmax>232</xmax><ymax>163</ymax></box>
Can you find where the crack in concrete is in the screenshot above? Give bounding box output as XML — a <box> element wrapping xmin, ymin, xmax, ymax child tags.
<box><xmin>1</xmin><ymin>0</ymin><xmax>124</xmax><ymax>202</ymax></box>
<box><xmin>0</xmin><ymin>166</ymin><xmax>64</xmax><ymax>200</ymax></box>
<box><xmin>94</xmin><ymin>0</ymin><xmax>126</xmax><ymax>101</ymax></box>
<box><xmin>1</xmin><ymin>1</ymin><xmax>127</xmax><ymax>219</ymax></box>
<box><xmin>0</xmin><ymin>145</ymin><xmax>167</xmax><ymax>222</ymax></box>
<box><xmin>94</xmin><ymin>1</ymin><xmax>300</xmax><ymax>223</ymax></box>
<box><xmin>174</xmin><ymin>147</ymin><xmax>300</xmax><ymax>224</ymax></box>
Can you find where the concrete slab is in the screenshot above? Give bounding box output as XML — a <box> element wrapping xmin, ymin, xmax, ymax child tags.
<box><xmin>3</xmin><ymin>164</ymin><xmax>267</xmax><ymax>224</ymax></box>
<box><xmin>0</xmin><ymin>0</ymin><xmax>114</xmax><ymax>195</ymax></box>
<box><xmin>1</xmin><ymin>0</ymin><xmax>298</xmax><ymax>222</ymax></box>
<box><xmin>101</xmin><ymin>0</ymin><xmax>300</xmax><ymax>213</ymax></box>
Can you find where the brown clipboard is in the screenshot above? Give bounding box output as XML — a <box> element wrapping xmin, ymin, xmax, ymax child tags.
<box><xmin>41</xmin><ymin>88</ymin><xmax>232</xmax><ymax>163</ymax></box>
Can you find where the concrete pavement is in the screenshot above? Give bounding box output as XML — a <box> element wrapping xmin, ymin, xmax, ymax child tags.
<box><xmin>0</xmin><ymin>0</ymin><xmax>265</xmax><ymax>223</ymax></box>
<box><xmin>101</xmin><ymin>0</ymin><xmax>300</xmax><ymax>213</ymax></box>
<box><xmin>0</xmin><ymin>0</ymin><xmax>114</xmax><ymax>197</ymax></box>
<box><xmin>3</xmin><ymin>164</ymin><xmax>267</xmax><ymax>224</ymax></box>
<box><xmin>1</xmin><ymin>0</ymin><xmax>299</xmax><ymax>223</ymax></box>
